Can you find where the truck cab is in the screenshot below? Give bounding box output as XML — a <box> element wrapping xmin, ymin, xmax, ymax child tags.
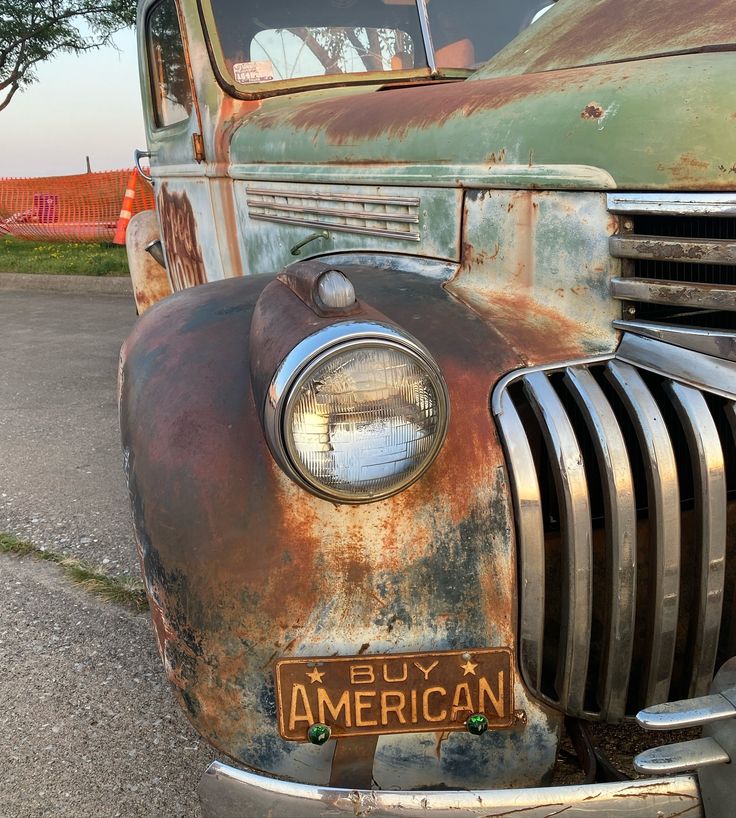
<box><xmin>121</xmin><ymin>1</ymin><xmax>736</xmax><ymax>814</ymax></box>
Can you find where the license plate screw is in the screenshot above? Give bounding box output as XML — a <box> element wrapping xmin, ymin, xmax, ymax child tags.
<box><xmin>307</xmin><ymin>723</ymin><xmax>332</xmax><ymax>745</ymax></box>
<box><xmin>465</xmin><ymin>713</ymin><xmax>489</xmax><ymax>736</ymax></box>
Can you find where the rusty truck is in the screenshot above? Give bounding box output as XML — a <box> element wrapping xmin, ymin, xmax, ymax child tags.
<box><xmin>120</xmin><ymin>0</ymin><xmax>736</xmax><ymax>814</ymax></box>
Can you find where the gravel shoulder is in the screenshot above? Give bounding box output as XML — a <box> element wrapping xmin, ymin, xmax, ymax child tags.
<box><xmin>0</xmin><ymin>553</ymin><xmax>215</xmax><ymax>818</ymax></box>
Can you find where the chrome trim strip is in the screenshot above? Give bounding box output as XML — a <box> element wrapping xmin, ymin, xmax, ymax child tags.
<box><xmin>610</xmin><ymin>235</ymin><xmax>736</xmax><ymax>266</ymax></box>
<box><xmin>667</xmin><ymin>382</ymin><xmax>726</xmax><ymax>699</ymax></box>
<box><xmin>608</xmin><ymin>192</ymin><xmax>736</xmax><ymax>216</ymax></box>
<box><xmin>611</xmin><ymin>278</ymin><xmax>736</xmax><ymax>312</ymax></box>
<box><xmin>248</xmin><ymin>212</ymin><xmax>421</xmax><ymax>242</ymax></box>
<box><xmin>416</xmin><ymin>0</ymin><xmax>438</xmax><ymax>74</ymax></box>
<box><xmin>634</xmin><ymin>737</ymin><xmax>730</xmax><ymax>775</ymax></box>
<box><xmin>522</xmin><ymin>372</ymin><xmax>592</xmax><ymax>714</ymax></box>
<box><xmin>613</xmin><ymin>320</ymin><xmax>736</xmax><ymax>363</ymax></box>
<box><xmin>637</xmin><ymin>692</ymin><xmax>736</xmax><ymax>731</ymax></box>
<box><xmin>247</xmin><ymin>201</ymin><xmax>420</xmax><ymax>224</ymax></box>
<box><xmin>232</xmin><ymin>163</ymin><xmax>617</xmax><ymax>189</ymax></box>
<box><xmin>199</xmin><ymin>760</ymin><xmax>703</xmax><ymax>818</ymax></box>
<box><xmin>563</xmin><ymin>366</ymin><xmax>637</xmax><ymax>721</ymax></box>
<box><xmin>491</xmin><ymin>355</ymin><xmax>614</xmax><ymax>413</ymax></box>
<box><xmin>617</xmin><ymin>333</ymin><xmax>736</xmax><ymax>401</ymax></box>
<box><xmin>494</xmin><ymin>390</ymin><xmax>545</xmax><ymax>690</ymax></box>
<box><xmin>317</xmin><ymin>253</ymin><xmax>458</xmax><ymax>281</ymax></box>
<box><xmin>606</xmin><ymin>361</ymin><xmax>680</xmax><ymax>705</ymax></box>
<box><xmin>246</xmin><ymin>188</ymin><xmax>420</xmax><ymax>207</ymax></box>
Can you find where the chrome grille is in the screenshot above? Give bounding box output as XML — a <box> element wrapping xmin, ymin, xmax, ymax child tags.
<box><xmin>493</xmin><ymin>336</ymin><xmax>736</xmax><ymax>721</ymax></box>
<box><xmin>245</xmin><ymin>187</ymin><xmax>421</xmax><ymax>242</ymax></box>
<box><xmin>608</xmin><ymin>193</ymin><xmax>736</xmax><ymax>341</ymax></box>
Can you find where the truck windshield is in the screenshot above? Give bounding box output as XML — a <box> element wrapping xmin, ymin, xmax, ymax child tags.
<box><xmin>204</xmin><ymin>0</ymin><xmax>556</xmax><ymax>89</ymax></box>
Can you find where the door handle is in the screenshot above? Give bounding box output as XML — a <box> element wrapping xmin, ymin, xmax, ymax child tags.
<box><xmin>134</xmin><ymin>149</ymin><xmax>153</xmax><ymax>183</ymax></box>
<box><xmin>290</xmin><ymin>230</ymin><xmax>330</xmax><ymax>256</ymax></box>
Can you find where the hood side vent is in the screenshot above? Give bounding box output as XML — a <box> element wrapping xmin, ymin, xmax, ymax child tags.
<box><xmin>246</xmin><ymin>187</ymin><xmax>421</xmax><ymax>242</ymax></box>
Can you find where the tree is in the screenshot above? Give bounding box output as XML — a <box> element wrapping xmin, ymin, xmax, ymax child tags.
<box><xmin>0</xmin><ymin>0</ymin><xmax>135</xmax><ymax>113</ymax></box>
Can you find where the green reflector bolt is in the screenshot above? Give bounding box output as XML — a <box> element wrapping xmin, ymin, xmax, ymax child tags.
<box><xmin>466</xmin><ymin>713</ymin><xmax>489</xmax><ymax>736</ymax></box>
<box><xmin>307</xmin><ymin>723</ymin><xmax>331</xmax><ymax>745</ymax></box>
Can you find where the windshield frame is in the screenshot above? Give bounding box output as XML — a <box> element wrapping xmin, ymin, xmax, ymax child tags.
<box><xmin>196</xmin><ymin>0</ymin><xmax>475</xmax><ymax>100</ymax></box>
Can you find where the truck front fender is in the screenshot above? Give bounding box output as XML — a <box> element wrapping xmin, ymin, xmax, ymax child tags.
<box><xmin>119</xmin><ymin>264</ymin><xmax>561</xmax><ymax>790</ymax></box>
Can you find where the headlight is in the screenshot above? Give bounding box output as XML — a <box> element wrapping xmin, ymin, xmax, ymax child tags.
<box><xmin>264</xmin><ymin>323</ymin><xmax>449</xmax><ymax>503</ymax></box>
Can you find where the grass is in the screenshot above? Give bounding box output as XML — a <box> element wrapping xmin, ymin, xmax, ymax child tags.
<box><xmin>0</xmin><ymin>236</ymin><xmax>129</xmax><ymax>276</ymax></box>
<box><xmin>0</xmin><ymin>532</ymin><xmax>148</xmax><ymax>613</ymax></box>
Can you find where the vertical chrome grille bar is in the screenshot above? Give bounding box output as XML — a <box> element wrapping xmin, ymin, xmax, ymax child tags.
<box><xmin>606</xmin><ymin>362</ymin><xmax>681</xmax><ymax>705</ymax></box>
<box><xmin>666</xmin><ymin>382</ymin><xmax>727</xmax><ymax>698</ymax></box>
<box><xmin>522</xmin><ymin>372</ymin><xmax>592</xmax><ymax>714</ymax></box>
<box><xmin>563</xmin><ymin>367</ymin><xmax>637</xmax><ymax>721</ymax></box>
<box><xmin>728</xmin><ymin>403</ymin><xmax>736</xmax><ymax>444</ymax></box>
<box><xmin>494</xmin><ymin>391</ymin><xmax>545</xmax><ymax>690</ymax></box>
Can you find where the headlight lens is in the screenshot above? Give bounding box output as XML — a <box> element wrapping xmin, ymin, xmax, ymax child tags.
<box><xmin>266</xmin><ymin>325</ymin><xmax>449</xmax><ymax>503</ymax></box>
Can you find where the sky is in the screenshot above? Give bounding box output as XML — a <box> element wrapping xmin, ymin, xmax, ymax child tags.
<box><xmin>0</xmin><ymin>29</ymin><xmax>147</xmax><ymax>179</ymax></box>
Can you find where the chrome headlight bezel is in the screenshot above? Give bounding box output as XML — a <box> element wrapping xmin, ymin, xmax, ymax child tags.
<box><xmin>264</xmin><ymin>321</ymin><xmax>449</xmax><ymax>503</ymax></box>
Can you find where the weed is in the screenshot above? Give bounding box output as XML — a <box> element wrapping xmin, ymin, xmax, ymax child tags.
<box><xmin>0</xmin><ymin>532</ymin><xmax>147</xmax><ymax>612</ymax></box>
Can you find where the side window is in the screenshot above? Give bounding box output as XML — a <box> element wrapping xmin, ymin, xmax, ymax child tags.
<box><xmin>147</xmin><ymin>0</ymin><xmax>193</xmax><ymax>128</ymax></box>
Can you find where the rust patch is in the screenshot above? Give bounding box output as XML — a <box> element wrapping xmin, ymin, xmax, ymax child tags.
<box><xmin>581</xmin><ymin>103</ymin><xmax>605</xmax><ymax>120</ymax></box>
<box><xmin>446</xmin><ymin>288</ymin><xmax>596</xmax><ymax>365</ymax></box>
<box><xmin>213</xmin><ymin>95</ymin><xmax>261</xmax><ymax>167</ymax></box>
<box><xmin>132</xmin><ymin>260</ymin><xmax>171</xmax><ymax>314</ymax></box>
<box><xmin>157</xmin><ymin>184</ymin><xmax>206</xmax><ymax>290</ymax></box>
<box><xmin>633</xmin><ymin>240</ymin><xmax>709</xmax><ymax>261</ymax></box>
<box><xmin>250</xmin><ymin>64</ymin><xmax>612</xmax><ymax>145</ymax></box>
<box><xmin>657</xmin><ymin>152</ymin><xmax>711</xmax><ymax>184</ymax></box>
<box><xmin>487</xmin><ymin>149</ymin><xmax>507</xmax><ymax>165</ymax></box>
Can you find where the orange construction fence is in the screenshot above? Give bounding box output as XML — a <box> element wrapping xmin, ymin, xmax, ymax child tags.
<box><xmin>0</xmin><ymin>169</ymin><xmax>155</xmax><ymax>243</ymax></box>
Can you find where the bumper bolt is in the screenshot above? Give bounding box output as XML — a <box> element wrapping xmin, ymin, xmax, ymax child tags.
<box><xmin>466</xmin><ymin>713</ymin><xmax>489</xmax><ymax>736</ymax></box>
<box><xmin>307</xmin><ymin>723</ymin><xmax>331</xmax><ymax>745</ymax></box>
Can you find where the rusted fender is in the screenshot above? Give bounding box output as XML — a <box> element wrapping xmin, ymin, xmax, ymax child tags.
<box><xmin>119</xmin><ymin>266</ymin><xmax>561</xmax><ymax>790</ymax></box>
<box><xmin>125</xmin><ymin>211</ymin><xmax>172</xmax><ymax>314</ymax></box>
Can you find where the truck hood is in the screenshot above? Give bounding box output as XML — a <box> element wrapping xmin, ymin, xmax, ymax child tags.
<box><xmin>229</xmin><ymin>52</ymin><xmax>736</xmax><ymax>191</ymax></box>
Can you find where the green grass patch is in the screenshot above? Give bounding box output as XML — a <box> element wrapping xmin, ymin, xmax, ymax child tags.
<box><xmin>0</xmin><ymin>532</ymin><xmax>148</xmax><ymax>612</ymax></box>
<box><xmin>0</xmin><ymin>236</ymin><xmax>129</xmax><ymax>276</ymax></box>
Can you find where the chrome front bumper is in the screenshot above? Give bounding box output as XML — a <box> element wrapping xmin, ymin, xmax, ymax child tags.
<box><xmin>199</xmin><ymin>661</ymin><xmax>736</xmax><ymax>817</ymax></box>
<box><xmin>199</xmin><ymin>762</ymin><xmax>702</xmax><ymax>818</ymax></box>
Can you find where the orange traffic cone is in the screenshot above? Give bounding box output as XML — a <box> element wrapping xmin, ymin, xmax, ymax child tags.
<box><xmin>113</xmin><ymin>171</ymin><xmax>138</xmax><ymax>245</ymax></box>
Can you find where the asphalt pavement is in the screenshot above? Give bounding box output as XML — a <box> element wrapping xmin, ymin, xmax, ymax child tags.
<box><xmin>0</xmin><ymin>286</ymin><xmax>217</xmax><ymax>817</ymax></box>
<box><xmin>0</xmin><ymin>289</ymin><xmax>139</xmax><ymax>576</ymax></box>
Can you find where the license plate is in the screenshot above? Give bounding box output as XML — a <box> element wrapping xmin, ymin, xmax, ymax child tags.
<box><xmin>275</xmin><ymin>648</ymin><xmax>513</xmax><ymax>740</ymax></box>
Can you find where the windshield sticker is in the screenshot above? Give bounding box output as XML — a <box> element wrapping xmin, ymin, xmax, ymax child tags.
<box><xmin>233</xmin><ymin>61</ymin><xmax>275</xmax><ymax>84</ymax></box>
